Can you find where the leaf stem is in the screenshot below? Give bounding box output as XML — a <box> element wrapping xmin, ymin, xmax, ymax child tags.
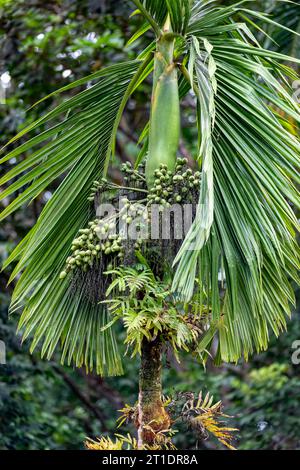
<box><xmin>115</xmin><ymin>185</ymin><xmax>148</xmax><ymax>193</ymax></box>
<box><xmin>178</xmin><ymin>63</ymin><xmax>201</xmax><ymax>101</ymax></box>
<box><xmin>132</xmin><ymin>0</ymin><xmax>162</xmax><ymax>37</ymax></box>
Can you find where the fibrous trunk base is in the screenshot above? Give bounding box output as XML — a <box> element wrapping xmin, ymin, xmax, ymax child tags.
<box><xmin>136</xmin><ymin>336</ymin><xmax>170</xmax><ymax>448</ymax></box>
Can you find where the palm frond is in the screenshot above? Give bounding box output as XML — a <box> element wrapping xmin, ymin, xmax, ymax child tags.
<box><xmin>132</xmin><ymin>0</ymin><xmax>191</xmax><ymax>34</ymax></box>
<box><xmin>244</xmin><ymin>1</ymin><xmax>300</xmax><ymax>58</ymax></box>
<box><xmin>172</xmin><ymin>0</ymin><xmax>300</xmax><ymax>361</ymax></box>
<box><xmin>1</xmin><ymin>60</ymin><xmax>142</xmax><ymax>375</ymax></box>
<box><xmin>187</xmin><ymin>391</ymin><xmax>238</xmax><ymax>450</ymax></box>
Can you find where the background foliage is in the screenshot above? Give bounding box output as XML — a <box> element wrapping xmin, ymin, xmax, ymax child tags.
<box><xmin>0</xmin><ymin>0</ymin><xmax>299</xmax><ymax>450</ymax></box>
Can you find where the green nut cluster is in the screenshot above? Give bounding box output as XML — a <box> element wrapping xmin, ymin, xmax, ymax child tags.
<box><xmin>147</xmin><ymin>158</ymin><xmax>201</xmax><ymax>207</ymax></box>
<box><xmin>87</xmin><ymin>178</ymin><xmax>110</xmax><ymax>202</ymax></box>
<box><xmin>119</xmin><ymin>197</ymin><xmax>149</xmax><ymax>249</ymax></box>
<box><xmin>121</xmin><ymin>161</ymin><xmax>146</xmax><ymax>188</ymax></box>
<box><xmin>120</xmin><ymin>197</ymin><xmax>148</xmax><ymax>221</ymax></box>
<box><xmin>59</xmin><ymin>218</ymin><xmax>124</xmax><ymax>279</ymax></box>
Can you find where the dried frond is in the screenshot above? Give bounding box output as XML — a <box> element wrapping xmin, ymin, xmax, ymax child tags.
<box><xmin>117</xmin><ymin>401</ymin><xmax>176</xmax><ymax>450</ymax></box>
<box><xmin>116</xmin><ymin>404</ymin><xmax>137</xmax><ymax>428</ymax></box>
<box><xmin>186</xmin><ymin>391</ymin><xmax>238</xmax><ymax>449</ymax></box>
<box><xmin>193</xmin><ymin>411</ymin><xmax>238</xmax><ymax>450</ymax></box>
<box><xmin>141</xmin><ymin>422</ymin><xmax>177</xmax><ymax>450</ymax></box>
<box><xmin>85</xmin><ymin>435</ymin><xmax>128</xmax><ymax>450</ymax></box>
<box><xmin>169</xmin><ymin>391</ymin><xmax>238</xmax><ymax>450</ymax></box>
<box><xmin>85</xmin><ymin>431</ymin><xmax>176</xmax><ymax>451</ymax></box>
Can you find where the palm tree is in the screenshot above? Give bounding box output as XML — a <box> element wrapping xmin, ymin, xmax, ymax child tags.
<box><xmin>1</xmin><ymin>0</ymin><xmax>300</xmax><ymax>448</ymax></box>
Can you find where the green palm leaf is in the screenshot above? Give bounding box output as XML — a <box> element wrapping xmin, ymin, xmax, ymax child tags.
<box><xmin>132</xmin><ymin>0</ymin><xmax>191</xmax><ymax>34</ymax></box>
<box><xmin>1</xmin><ymin>60</ymin><xmax>143</xmax><ymax>375</ymax></box>
<box><xmin>172</xmin><ymin>0</ymin><xmax>300</xmax><ymax>361</ymax></box>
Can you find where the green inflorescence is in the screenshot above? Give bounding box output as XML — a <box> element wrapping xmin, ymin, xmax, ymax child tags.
<box><xmin>60</xmin><ymin>158</ymin><xmax>200</xmax><ymax>280</ymax></box>
<box><xmin>59</xmin><ymin>218</ymin><xmax>124</xmax><ymax>279</ymax></box>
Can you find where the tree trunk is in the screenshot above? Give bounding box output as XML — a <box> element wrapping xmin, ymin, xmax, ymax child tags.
<box><xmin>136</xmin><ymin>336</ymin><xmax>170</xmax><ymax>448</ymax></box>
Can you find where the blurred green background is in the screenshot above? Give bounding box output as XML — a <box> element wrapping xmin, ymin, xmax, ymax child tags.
<box><xmin>0</xmin><ymin>0</ymin><xmax>300</xmax><ymax>450</ymax></box>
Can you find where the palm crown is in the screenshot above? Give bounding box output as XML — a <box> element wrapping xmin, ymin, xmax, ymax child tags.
<box><xmin>1</xmin><ymin>0</ymin><xmax>299</xmax><ymax>375</ymax></box>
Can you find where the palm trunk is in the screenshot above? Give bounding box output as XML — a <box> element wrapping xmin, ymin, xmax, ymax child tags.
<box><xmin>136</xmin><ymin>18</ymin><xmax>175</xmax><ymax>449</ymax></box>
<box><xmin>136</xmin><ymin>336</ymin><xmax>170</xmax><ymax>448</ymax></box>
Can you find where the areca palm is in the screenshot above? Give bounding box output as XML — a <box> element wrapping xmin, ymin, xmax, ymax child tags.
<box><xmin>1</xmin><ymin>0</ymin><xmax>300</xmax><ymax>448</ymax></box>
